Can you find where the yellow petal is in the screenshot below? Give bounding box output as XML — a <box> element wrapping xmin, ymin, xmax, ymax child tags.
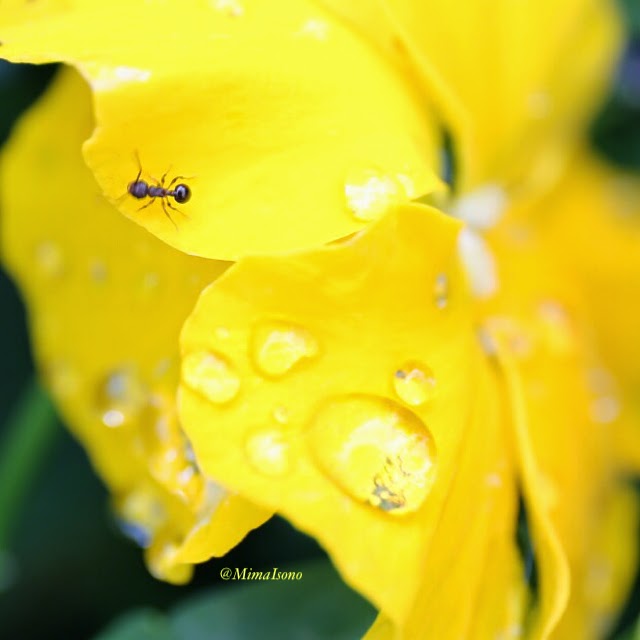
<box><xmin>179</xmin><ymin>201</ymin><xmax>532</xmax><ymax>634</ymax></box>
<box><xmin>0</xmin><ymin>0</ymin><xmax>442</xmax><ymax>259</ymax></box>
<box><xmin>323</xmin><ymin>0</ymin><xmax>623</xmax><ymax>191</ymax></box>
<box><xmin>483</xmin><ymin>222</ymin><xmax>638</xmax><ymax>638</ymax></box>
<box><xmin>0</xmin><ymin>67</ymin><xmax>269</xmax><ymax>583</ymax></box>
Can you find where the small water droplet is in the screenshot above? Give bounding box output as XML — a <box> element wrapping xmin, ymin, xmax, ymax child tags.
<box><xmin>273</xmin><ymin>405</ymin><xmax>289</xmax><ymax>424</ymax></box>
<box><xmin>297</xmin><ymin>18</ymin><xmax>330</xmax><ymax>40</ymax></box>
<box><xmin>182</xmin><ymin>351</ymin><xmax>240</xmax><ymax>403</ymax></box>
<box><xmin>308</xmin><ymin>394</ymin><xmax>436</xmax><ymax>514</ymax></box>
<box><xmin>537</xmin><ymin>301</ymin><xmax>575</xmax><ymax>355</ymax></box>
<box><xmin>116</xmin><ymin>519</ymin><xmax>152</xmax><ymax>548</ymax></box>
<box><xmin>251</xmin><ymin>321</ymin><xmax>319</xmax><ymax>377</ymax></box>
<box><xmin>245</xmin><ymin>429</ymin><xmax>290</xmax><ymax>476</ymax></box>
<box><xmin>213</xmin><ymin>0</ymin><xmax>244</xmax><ymax>17</ymax></box>
<box><xmin>527</xmin><ymin>91</ymin><xmax>551</xmax><ymax>119</ymax></box>
<box><xmin>142</xmin><ymin>272</ymin><xmax>160</xmax><ymax>290</ymax></box>
<box><xmin>345</xmin><ymin>169</ymin><xmax>406</xmax><ymax>222</ymax></box>
<box><xmin>96</xmin><ymin>368</ymin><xmax>147</xmax><ymax>428</ymax></box>
<box><xmin>393</xmin><ymin>361</ymin><xmax>436</xmax><ymax>406</ymax></box>
<box><xmin>214</xmin><ymin>326</ymin><xmax>230</xmax><ymax>340</ymax></box>
<box><xmin>590</xmin><ymin>396</ymin><xmax>620</xmax><ymax>424</ymax></box>
<box><xmin>90</xmin><ymin>260</ymin><xmax>108</xmax><ymax>283</ymax></box>
<box><xmin>433</xmin><ymin>273</ymin><xmax>449</xmax><ymax>309</ymax></box>
<box><xmin>116</xmin><ymin>490</ymin><xmax>165</xmax><ymax>548</ymax></box>
<box><xmin>35</xmin><ymin>242</ymin><xmax>65</xmax><ymax>278</ymax></box>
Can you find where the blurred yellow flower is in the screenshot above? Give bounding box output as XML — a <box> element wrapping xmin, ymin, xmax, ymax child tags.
<box><xmin>1</xmin><ymin>0</ymin><xmax>638</xmax><ymax>639</ymax></box>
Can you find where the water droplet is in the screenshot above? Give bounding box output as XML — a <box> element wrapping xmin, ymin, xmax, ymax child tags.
<box><xmin>96</xmin><ymin>368</ymin><xmax>147</xmax><ymax>428</ymax></box>
<box><xmin>433</xmin><ymin>273</ymin><xmax>449</xmax><ymax>309</ymax></box>
<box><xmin>527</xmin><ymin>91</ymin><xmax>551</xmax><ymax>119</ymax></box>
<box><xmin>213</xmin><ymin>0</ymin><xmax>244</xmax><ymax>17</ymax></box>
<box><xmin>90</xmin><ymin>260</ymin><xmax>108</xmax><ymax>283</ymax></box>
<box><xmin>590</xmin><ymin>396</ymin><xmax>620</xmax><ymax>424</ymax></box>
<box><xmin>392</xmin><ymin>361</ymin><xmax>436</xmax><ymax>406</ymax></box>
<box><xmin>214</xmin><ymin>326</ymin><xmax>231</xmax><ymax>340</ymax></box>
<box><xmin>251</xmin><ymin>321</ymin><xmax>319</xmax><ymax>377</ymax></box>
<box><xmin>273</xmin><ymin>405</ymin><xmax>289</xmax><ymax>424</ymax></box>
<box><xmin>297</xmin><ymin>18</ymin><xmax>330</xmax><ymax>40</ymax></box>
<box><xmin>245</xmin><ymin>429</ymin><xmax>290</xmax><ymax>476</ymax></box>
<box><xmin>116</xmin><ymin>490</ymin><xmax>165</xmax><ymax>548</ymax></box>
<box><xmin>142</xmin><ymin>272</ymin><xmax>160</xmax><ymax>290</ymax></box>
<box><xmin>35</xmin><ymin>242</ymin><xmax>64</xmax><ymax>278</ymax></box>
<box><xmin>308</xmin><ymin>394</ymin><xmax>436</xmax><ymax>514</ymax></box>
<box><xmin>116</xmin><ymin>519</ymin><xmax>152</xmax><ymax>548</ymax></box>
<box><xmin>537</xmin><ymin>301</ymin><xmax>575</xmax><ymax>355</ymax></box>
<box><xmin>345</xmin><ymin>169</ymin><xmax>407</xmax><ymax>222</ymax></box>
<box><xmin>182</xmin><ymin>351</ymin><xmax>240</xmax><ymax>403</ymax></box>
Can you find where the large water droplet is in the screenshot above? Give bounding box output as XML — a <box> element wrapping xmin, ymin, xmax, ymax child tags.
<box><xmin>251</xmin><ymin>321</ymin><xmax>319</xmax><ymax>377</ymax></box>
<box><xmin>96</xmin><ymin>368</ymin><xmax>147</xmax><ymax>428</ymax></box>
<box><xmin>393</xmin><ymin>361</ymin><xmax>437</xmax><ymax>406</ymax></box>
<box><xmin>308</xmin><ymin>394</ymin><xmax>437</xmax><ymax>514</ymax></box>
<box><xmin>182</xmin><ymin>351</ymin><xmax>240</xmax><ymax>403</ymax></box>
<box><xmin>35</xmin><ymin>242</ymin><xmax>65</xmax><ymax>278</ymax></box>
<box><xmin>345</xmin><ymin>169</ymin><xmax>408</xmax><ymax>222</ymax></box>
<box><xmin>245</xmin><ymin>429</ymin><xmax>290</xmax><ymax>476</ymax></box>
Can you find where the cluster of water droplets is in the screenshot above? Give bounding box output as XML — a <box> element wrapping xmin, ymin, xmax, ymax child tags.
<box><xmin>182</xmin><ymin>317</ymin><xmax>445</xmax><ymax>516</ymax></box>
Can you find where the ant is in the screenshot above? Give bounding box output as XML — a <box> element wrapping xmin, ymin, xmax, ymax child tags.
<box><xmin>126</xmin><ymin>154</ymin><xmax>192</xmax><ymax>229</ymax></box>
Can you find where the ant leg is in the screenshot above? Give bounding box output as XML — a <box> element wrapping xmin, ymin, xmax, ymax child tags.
<box><xmin>166</xmin><ymin>175</ymin><xmax>194</xmax><ymax>189</ymax></box>
<box><xmin>166</xmin><ymin>198</ymin><xmax>189</xmax><ymax>219</ymax></box>
<box><xmin>161</xmin><ymin>199</ymin><xmax>179</xmax><ymax>230</ymax></box>
<box><xmin>137</xmin><ymin>197</ymin><xmax>156</xmax><ymax>212</ymax></box>
<box><xmin>160</xmin><ymin>166</ymin><xmax>173</xmax><ymax>188</ymax></box>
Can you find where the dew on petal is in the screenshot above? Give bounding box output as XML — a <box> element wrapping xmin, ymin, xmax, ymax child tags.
<box><xmin>96</xmin><ymin>368</ymin><xmax>147</xmax><ymax>428</ymax></box>
<box><xmin>537</xmin><ymin>301</ymin><xmax>576</xmax><ymax>356</ymax></box>
<box><xmin>308</xmin><ymin>394</ymin><xmax>437</xmax><ymax>515</ymax></box>
<box><xmin>297</xmin><ymin>18</ymin><xmax>330</xmax><ymax>40</ymax></box>
<box><xmin>245</xmin><ymin>429</ymin><xmax>290</xmax><ymax>477</ymax></box>
<box><xmin>142</xmin><ymin>272</ymin><xmax>160</xmax><ymax>291</ymax></box>
<box><xmin>589</xmin><ymin>396</ymin><xmax>620</xmax><ymax>425</ymax></box>
<box><xmin>116</xmin><ymin>489</ymin><xmax>166</xmax><ymax>547</ymax></box>
<box><xmin>251</xmin><ymin>320</ymin><xmax>319</xmax><ymax>377</ymax></box>
<box><xmin>35</xmin><ymin>241</ymin><xmax>65</xmax><ymax>278</ymax></box>
<box><xmin>393</xmin><ymin>361</ymin><xmax>437</xmax><ymax>407</ymax></box>
<box><xmin>90</xmin><ymin>260</ymin><xmax>108</xmax><ymax>284</ymax></box>
<box><xmin>272</xmin><ymin>405</ymin><xmax>289</xmax><ymax>425</ymax></box>
<box><xmin>433</xmin><ymin>273</ymin><xmax>449</xmax><ymax>309</ymax></box>
<box><xmin>182</xmin><ymin>351</ymin><xmax>240</xmax><ymax>404</ymax></box>
<box><xmin>345</xmin><ymin>169</ymin><xmax>408</xmax><ymax>222</ymax></box>
<box><xmin>213</xmin><ymin>0</ymin><xmax>244</xmax><ymax>17</ymax></box>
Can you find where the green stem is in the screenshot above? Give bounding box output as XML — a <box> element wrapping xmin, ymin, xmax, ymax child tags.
<box><xmin>0</xmin><ymin>379</ymin><xmax>59</xmax><ymax>550</ymax></box>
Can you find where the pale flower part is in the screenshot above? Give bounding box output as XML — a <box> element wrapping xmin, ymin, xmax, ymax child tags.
<box><xmin>450</xmin><ymin>184</ymin><xmax>508</xmax><ymax>230</ymax></box>
<box><xmin>457</xmin><ymin>227</ymin><xmax>498</xmax><ymax>299</ymax></box>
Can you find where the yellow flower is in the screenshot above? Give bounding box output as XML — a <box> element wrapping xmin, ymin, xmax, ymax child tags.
<box><xmin>0</xmin><ymin>67</ymin><xmax>271</xmax><ymax>583</ymax></box>
<box><xmin>0</xmin><ymin>0</ymin><xmax>443</xmax><ymax>259</ymax></box>
<box><xmin>1</xmin><ymin>0</ymin><xmax>637</xmax><ymax>639</ymax></box>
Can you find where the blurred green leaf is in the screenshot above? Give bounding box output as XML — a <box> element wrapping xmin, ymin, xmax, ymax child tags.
<box><xmin>93</xmin><ymin>610</ymin><xmax>176</xmax><ymax>640</ymax></box>
<box><xmin>94</xmin><ymin>560</ymin><xmax>376</xmax><ymax>640</ymax></box>
<box><xmin>0</xmin><ymin>380</ymin><xmax>59</xmax><ymax>552</ymax></box>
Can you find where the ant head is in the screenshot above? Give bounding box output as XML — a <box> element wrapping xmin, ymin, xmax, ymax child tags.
<box><xmin>174</xmin><ymin>184</ymin><xmax>191</xmax><ymax>204</ymax></box>
<box><xmin>128</xmin><ymin>180</ymin><xmax>148</xmax><ymax>199</ymax></box>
